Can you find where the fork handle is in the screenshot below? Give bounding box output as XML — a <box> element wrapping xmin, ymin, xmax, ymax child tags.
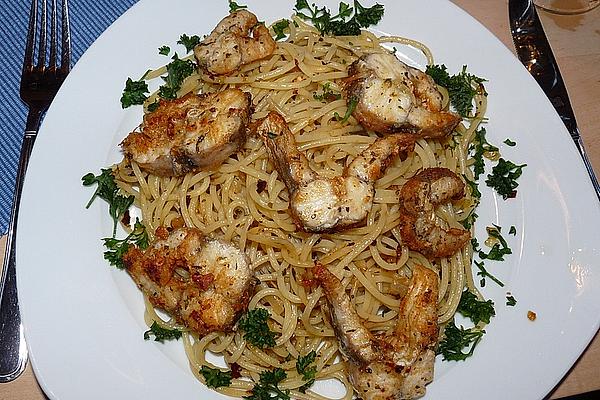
<box><xmin>0</xmin><ymin>131</ymin><xmax>37</xmax><ymax>382</ymax></box>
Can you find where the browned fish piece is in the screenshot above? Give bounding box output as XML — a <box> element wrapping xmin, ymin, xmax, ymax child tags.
<box><xmin>121</xmin><ymin>89</ymin><xmax>252</xmax><ymax>176</ymax></box>
<box><xmin>123</xmin><ymin>227</ymin><xmax>255</xmax><ymax>335</ymax></box>
<box><xmin>255</xmin><ymin>111</ymin><xmax>414</xmax><ymax>233</ymax></box>
<box><xmin>194</xmin><ymin>10</ymin><xmax>276</xmax><ymax>75</ymax></box>
<box><xmin>398</xmin><ymin>167</ymin><xmax>470</xmax><ymax>259</ymax></box>
<box><xmin>314</xmin><ymin>263</ymin><xmax>439</xmax><ymax>400</ymax></box>
<box><xmin>343</xmin><ymin>52</ymin><xmax>461</xmax><ymax>138</ymax></box>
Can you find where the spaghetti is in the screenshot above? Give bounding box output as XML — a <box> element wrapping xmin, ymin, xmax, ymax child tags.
<box><xmin>112</xmin><ymin>14</ymin><xmax>486</xmax><ymax>399</ymax></box>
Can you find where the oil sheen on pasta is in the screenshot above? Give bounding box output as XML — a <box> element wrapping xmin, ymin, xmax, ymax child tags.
<box><xmin>114</xmin><ymin>15</ymin><xmax>486</xmax><ymax>399</ymax></box>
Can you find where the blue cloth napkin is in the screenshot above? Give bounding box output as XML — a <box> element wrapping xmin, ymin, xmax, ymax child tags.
<box><xmin>0</xmin><ymin>0</ymin><xmax>139</xmax><ymax>234</ymax></box>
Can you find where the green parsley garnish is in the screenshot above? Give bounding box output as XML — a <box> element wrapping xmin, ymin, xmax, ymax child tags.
<box><xmin>485</xmin><ymin>158</ymin><xmax>526</xmax><ymax>200</ymax></box>
<box><xmin>200</xmin><ymin>366</ymin><xmax>233</xmax><ymax>389</ymax></box>
<box><xmin>158</xmin><ymin>54</ymin><xmax>196</xmax><ymax>99</ymax></box>
<box><xmin>457</xmin><ymin>290</ymin><xmax>495</xmax><ymax>325</ymax></box>
<box><xmin>229</xmin><ymin>1</ymin><xmax>248</xmax><ymax>13</ymax></box>
<box><xmin>296</xmin><ymin>351</ymin><xmax>317</xmax><ymax>393</ymax></box>
<box><xmin>479</xmin><ymin>224</ymin><xmax>512</xmax><ymax>261</ymax></box>
<box><xmin>425</xmin><ymin>64</ymin><xmax>486</xmax><ymax>117</ymax></box>
<box><xmin>147</xmin><ymin>100</ymin><xmax>160</xmax><ymax>112</ymax></box>
<box><xmin>294</xmin><ymin>0</ymin><xmax>384</xmax><ymax>36</ymax></box>
<box><xmin>244</xmin><ymin>368</ymin><xmax>290</xmax><ymax>400</ymax></box>
<box><xmin>273</xmin><ymin>19</ymin><xmax>290</xmax><ymax>40</ymax></box>
<box><xmin>506</xmin><ymin>294</ymin><xmax>517</xmax><ymax>306</ymax></box>
<box><xmin>438</xmin><ymin>319</ymin><xmax>485</xmax><ymax>361</ymax></box>
<box><xmin>102</xmin><ymin>220</ymin><xmax>149</xmax><ymax>269</ymax></box>
<box><xmin>82</xmin><ymin>168</ymin><xmax>134</xmax><ymax>236</ymax></box>
<box><xmin>471</xmin><ymin>127</ymin><xmax>499</xmax><ymax>180</ymax></box>
<box><xmin>334</xmin><ymin>97</ymin><xmax>357</xmax><ymax>122</ymax></box>
<box><xmin>143</xmin><ymin>321</ymin><xmax>182</xmax><ymax>342</ymax></box>
<box><xmin>462</xmin><ymin>176</ymin><xmax>481</xmax><ymax>227</ymax></box>
<box><xmin>178</xmin><ymin>33</ymin><xmax>202</xmax><ymax>53</ymax></box>
<box><xmin>509</xmin><ymin>225</ymin><xmax>517</xmax><ymax>236</ymax></box>
<box><xmin>504</xmin><ymin>138</ymin><xmax>516</xmax><ymax>146</ymax></box>
<box><xmin>474</xmin><ymin>260</ymin><xmax>505</xmax><ymax>288</ymax></box>
<box><xmin>120</xmin><ymin>77</ymin><xmax>149</xmax><ymax>108</ymax></box>
<box><xmin>460</xmin><ymin>208</ymin><xmax>479</xmax><ymax>230</ymax></box>
<box><xmin>158</xmin><ymin>45</ymin><xmax>170</xmax><ymax>55</ymax></box>
<box><xmin>238</xmin><ymin>308</ymin><xmax>277</xmax><ymax>348</ymax></box>
<box><xmin>313</xmin><ymin>82</ymin><xmax>341</xmax><ymax>102</ymax></box>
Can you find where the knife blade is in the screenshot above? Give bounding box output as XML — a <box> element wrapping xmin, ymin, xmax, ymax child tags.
<box><xmin>508</xmin><ymin>0</ymin><xmax>600</xmax><ymax>199</ymax></box>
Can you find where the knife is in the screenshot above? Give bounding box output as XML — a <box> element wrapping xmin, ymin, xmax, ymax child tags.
<box><xmin>509</xmin><ymin>0</ymin><xmax>600</xmax><ymax>200</ymax></box>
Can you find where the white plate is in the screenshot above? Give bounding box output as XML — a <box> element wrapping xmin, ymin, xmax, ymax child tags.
<box><xmin>17</xmin><ymin>0</ymin><xmax>600</xmax><ymax>399</ymax></box>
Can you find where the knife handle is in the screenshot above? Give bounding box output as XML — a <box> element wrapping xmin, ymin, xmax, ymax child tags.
<box><xmin>511</xmin><ymin>1</ymin><xmax>578</xmax><ymax>137</ymax></box>
<box><xmin>573</xmin><ymin>132</ymin><xmax>600</xmax><ymax>201</ymax></box>
<box><xmin>511</xmin><ymin>0</ymin><xmax>600</xmax><ymax>199</ymax></box>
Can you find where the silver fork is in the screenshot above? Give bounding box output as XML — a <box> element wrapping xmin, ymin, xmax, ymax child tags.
<box><xmin>0</xmin><ymin>0</ymin><xmax>71</xmax><ymax>382</ymax></box>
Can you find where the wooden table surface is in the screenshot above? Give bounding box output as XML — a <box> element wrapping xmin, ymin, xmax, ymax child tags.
<box><xmin>1</xmin><ymin>0</ymin><xmax>599</xmax><ymax>399</ymax></box>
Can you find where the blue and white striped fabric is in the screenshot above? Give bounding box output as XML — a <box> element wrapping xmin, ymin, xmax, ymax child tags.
<box><xmin>0</xmin><ymin>0</ymin><xmax>139</xmax><ymax>234</ymax></box>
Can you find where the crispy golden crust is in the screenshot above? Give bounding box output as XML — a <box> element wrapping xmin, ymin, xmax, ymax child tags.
<box><xmin>123</xmin><ymin>227</ymin><xmax>255</xmax><ymax>335</ymax></box>
<box><xmin>194</xmin><ymin>10</ymin><xmax>276</xmax><ymax>76</ymax></box>
<box><xmin>314</xmin><ymin>263</ymin><xmax>439</xmax><ymax>400</ymax></box>
<box><xmin>343</xmin><ymin>53</ymin><xmax>461</xmax><ymax>138</ymax></box>
<box><xmin>121</xmin><ymin>89</ymin><xmax>252</xmax><ymax>176</ymax></box>
<box><xmin>398</xmin><ymin>167</ymin><xmax>470</xmax><ymax>259</ymax></box>
<box><xmin>255</xmin><ymin>111</ymin><xmax>414</xmax><ymax>233</ymax></box>
<box><xmin>313</xmin><ymin>264</ymin><xmax>381</xmax><ymax>364</ymax></box>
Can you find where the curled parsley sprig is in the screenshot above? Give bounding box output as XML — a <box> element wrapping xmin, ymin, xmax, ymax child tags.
<box><xmin>120</xmin><ymin>78</ymin><xmax>149</xmax><ymax>108</ymax></box>
<box><xmin>272</xmin><ymin>19</ymin><xmax>290</xmax><ymax>40</ymax></box>
<box><xmin>245</xmin><ymin>368</ymin><xmax>290</xmax><ymax>400</ymax></box>
<box><xmin>296</xmin><ymin>351</ymin><xmax>317</xmax><ymax>393</ymax></box>
<box><xmin>229</xmin><ymin>1</ymin><xmax>248</xmax><ymax>13</ymax></box>
<box><xmin>177</xmin><ymin>33</ymin><xmax>202</xmax><ymax>53</ymax></box>
<box><xmin>200</xmin><ymin>366</ymin><xmax>233</xmax><ymax>389</ymax></box>
<box><xmin>426</xmin><ymin>64</ymin><xmax>486</xmax><ymax>117</ymax></box>
<box><xmin>238</xmin><ymin>308</ymin><xmax>277</xmax><ymax>348</ymax></box>
<box><xmin>158</xmin><ymin>54</ymin><xmax>196</xmax><ymax>100</ymax></box>
<box><xmin>457</xmin><ymin>290</ymin><xmax>496</xmax><ymax>325</ymax></box>
<box><xmin>294</xmin><ymin>0</ymin><xmax>384</xmax><ymax>36</ymax></box>
<box><xmin>82</xmin><ymin>168</ymin><xmax>134</xmax><ymax>236</ymax></box>
<box><xmin>438</xmin><ymin>319</ymin><xmax>485</xmax><ymax>362</ymax></box>
<box><xmin>143</xmin><ymin>321</ymin><xmax>182</xmax><ymax>342</ymax></box>
<box><xmin>102</xmin><ymin>219</ymin><xmax>149</xmax><ymax>269</ymax></box>
<box><xmin>485</xmin><ymin>158</ymin><xmax>527</xmax><ymax>200</ymax></box>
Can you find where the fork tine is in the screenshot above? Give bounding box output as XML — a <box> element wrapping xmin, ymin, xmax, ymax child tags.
<box><xmin>23</xmin><ymin>0</ymin><xmax>38</xmax><ymax>71</ymax></box>
<box><xmin>36</xmin><ymin>0</ymin><xmax>47</xmax><ymax>68</ymax></box>
<box><xmin>61</xmin><ymin>0</ymin><xmax>71</xmax><ymax>71</ymax></box>
<box><xmin>49</xmin><ymin>0</ymin><xmax>57</xmax><ymax>69</ymax></box>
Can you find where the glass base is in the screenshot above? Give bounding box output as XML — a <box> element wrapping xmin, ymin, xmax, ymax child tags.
<box><xmin>533</xmin><ymin>0</ymin><xmax>600</xmax><ymax>14</ymax></box>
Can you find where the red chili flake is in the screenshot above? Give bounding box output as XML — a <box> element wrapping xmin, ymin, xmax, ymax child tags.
<box><xmin>256</xmin><ymin>180</ymin><xmax>267</xmax><ymax>193</ymax></box>
<box><xmin>192</xmin><ymin>272</ymin><xmax>215</xmax><ymax>290</ymax></box>
<box><xmin>121</xmin><ymin>209</ymin><xmax>131</xmax><ymax>226</ymax></box>
<box><xmin>171</xmin><ymin>216</ymin><xmax>185</xmax><ymax>230</ymax></box>
<box><xmin>230</xmin><ymin>362</ymin><xmax>242</xmax><ymax>379</ymax></box>
<box><xmin>300</xmin><ymin>271</ymin><xmax>319</xmax><ymax>289</ymax></box>
<box><xmin>155</xmin><ymin>226</ymin><xmax>169</xmax><ymax>240</ymax></box>
<box><xmin>381</xmin><ymin>254</ymin><xmax>398</xmax><ymax>264</ymax></box>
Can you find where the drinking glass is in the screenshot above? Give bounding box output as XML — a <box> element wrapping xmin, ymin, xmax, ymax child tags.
<box><xmin>533</xmin><ymin>0</ymin><xmax>600</xmax><ymax>14</ymax></box>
